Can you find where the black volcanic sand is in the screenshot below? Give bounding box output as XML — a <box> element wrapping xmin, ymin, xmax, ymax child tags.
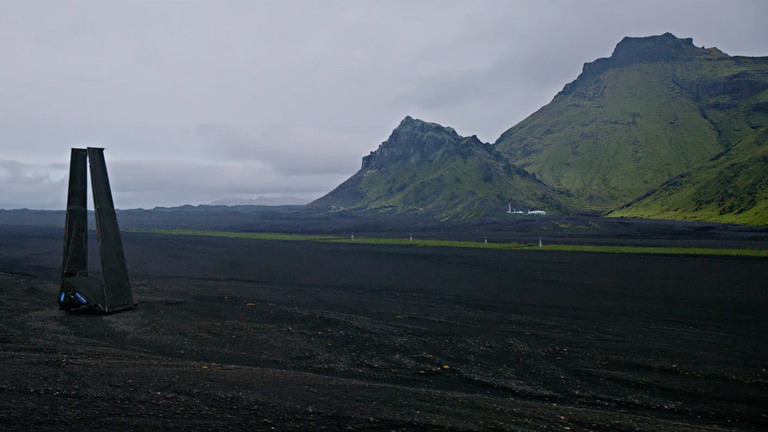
<box><xmin>1</xmin><ymin>224</ymin><xmax>767</xmax><ymax>431</ymax></box>
<box><xmin>3</xmin><ymin>207</ymin><xmax>768</xmax><ymax>250</ymax></box>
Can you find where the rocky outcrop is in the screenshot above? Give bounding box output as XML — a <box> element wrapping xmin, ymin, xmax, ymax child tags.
<box><xmin>311</xmin><ymin>117</ymin><xmax>562</xmax><ymax>219</ymax></box>
<box><xmin>560</xmin><ymin>33</ymin><xmax>715</xmax><ymax>97</ymax></box>
<box><xmin>361</xmin><ymin>116</ymin><xmax>490</xmax><ymax>170</ymax></box>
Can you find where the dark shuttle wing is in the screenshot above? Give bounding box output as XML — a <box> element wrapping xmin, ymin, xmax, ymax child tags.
<box><xmin>58</xmin><ymin>147</ymin><xmax>134</xmax><ymax>313</ymax></box>
<box><xmin>88</xmin><ymin>147</ymin><xmax>134</xmax><ymax>312</ymax></box>
<box><xmin>61</xmin><ymin>148</ymin><xmax>88</xmax><ymax>278</ymax></box>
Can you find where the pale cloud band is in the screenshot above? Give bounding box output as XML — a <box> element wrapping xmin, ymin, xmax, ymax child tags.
<box><xmin>1</xmin><ymin>1</ymin><xmax>766</xmax><ymax>209</ymax></box>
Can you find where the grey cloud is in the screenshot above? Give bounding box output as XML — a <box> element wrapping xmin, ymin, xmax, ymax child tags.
<box><xmin>195</xmin><ymin>123</ymin><xmax>362</xmax><ymax>176</ymax></box>
<box><xmin>108</xmin><ymin>159</ymin><xmax>344</xmax><ymax>209</ymax></box>
<box><xmin>0</xmin><ymin>0</ymin><xmax>766</xmax><ymax>209</ymax></box>
<box><xmin>0</xmin><ymin>160</ymin><xmax>68</xmax><ymax>209</ymax></box>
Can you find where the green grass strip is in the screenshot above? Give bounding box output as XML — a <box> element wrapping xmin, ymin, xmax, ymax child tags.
<box><xmin>127</xmin><ymin>228</ymin><xmax>768</xmax><ymax>258</ymax></box>
<box><xmin>126</xmin><ymin>228</ymin><xmax>340</xmax><ymax>242</ymax></box>
<box><xmin>532</xmin><ymin>244</ymin><xmax>768</xmax><ymax>257</ymax></box>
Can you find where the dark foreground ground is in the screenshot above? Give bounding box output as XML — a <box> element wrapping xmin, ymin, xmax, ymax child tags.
<box><xmin>1</xmin><ymin>221</ymin><xmax>767</xmax><ymax>431</ymax></box>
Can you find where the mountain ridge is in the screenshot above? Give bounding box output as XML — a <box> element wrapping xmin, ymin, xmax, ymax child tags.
<box><xmin>315</xmin><ymin>33</ymin><xmax>768</xmax><ymax>225</ymax></box>
<box><xmin>310</xmin><ymin>116</ymin><xmax>564</xmax><ymax>220</ymax></box>
<box><xmin>494</xmin><ymin>32</ymin><xmax>768</xmax><ymax>221</ymax></box>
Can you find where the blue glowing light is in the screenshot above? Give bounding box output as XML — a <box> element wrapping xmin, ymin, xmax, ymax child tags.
<box><xmin>74</xmin><ymin>292</ymin><xmax>87</xmax><ymax>304</ymax></box>
<box><xmin>59</xmin><ymin>292</ymin><xmax>65</xmax><ymax>303</ymax></box>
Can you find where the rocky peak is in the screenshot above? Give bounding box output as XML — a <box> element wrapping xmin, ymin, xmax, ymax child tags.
<box><xmin>559</xmin><ymin>33</ymin><xmax>714</xmax><ymax>97</ymax></box>
<box><xmin>583</xmin><ymin>33</ymin><xmax>706</xmax><ymax>75</ymax></box>
<box><xmin>610</xmin><ymin>33</ymin><xmax>697</xmax><ymax>64</ymax></box>
<box><xmin>362</xmin><ymin>117</ymin><xmax>488</xmax><ymax>170</ymax></box>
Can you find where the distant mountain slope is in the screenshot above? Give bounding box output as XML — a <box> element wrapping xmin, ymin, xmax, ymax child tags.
<box><xmin>310</xmin><ymin>117</ymin><xmax>563</xmax><ymax>220</ymax></box>
<box><xmin>495</xmin><ymin>33</ymin><xmax>768</xmax><ymax>213</ymax></box>
<box><xmin>209</xmin><ymin>196</ymin><xmax>310</xmax><ymax>206</ymax></box>
<box><xmin>312</xmin><ymin>33</ymin><xmax>767</xmax><ymax>224</ymax></box>
<box><xmin>609</xmin><ymin>124</ymin><xmax>768</xmax><ymax>225</ymax></box>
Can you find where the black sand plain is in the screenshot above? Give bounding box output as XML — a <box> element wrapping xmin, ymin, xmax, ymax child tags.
<box><xmin>1</xmin><ymin>211</ymin><xmax>767</xmax><ymax>431</ymax></box>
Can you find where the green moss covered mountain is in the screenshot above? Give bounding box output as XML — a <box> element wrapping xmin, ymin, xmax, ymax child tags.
<box><xmin>608</xmin><ymin>126</ymin><xmax>768</xmax><ymax>225</ymax></box>
<box><xmin>310</xmin><ymin>117</ymin><xmax>563</xmax><ymax>220</ymax></box>
<box><xmin>495</xmin><ymin>33</ymin><xmax>768</xmax><ymax>216</ymax></box>
<box><xmin>314</xmin><ymin>33</ymin><xmax>768</xmax><ymax>225</ymax></box>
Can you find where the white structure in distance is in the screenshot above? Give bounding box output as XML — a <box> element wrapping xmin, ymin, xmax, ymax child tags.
<box><xmin>507</xmin><ymin>203</ymin><xmax>546</xmax><ymax>215</ymax></box>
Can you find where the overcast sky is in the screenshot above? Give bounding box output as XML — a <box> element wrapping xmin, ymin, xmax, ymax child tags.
<box><xmin>1</xmin><ymin>0</ymin><xmax>766</xmax><ymax>209</ymax></box>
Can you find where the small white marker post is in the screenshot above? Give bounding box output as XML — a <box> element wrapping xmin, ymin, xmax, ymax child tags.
<box><xmin>409</xmin><ymin>233</ymin><xmax>413</xmax><ymax>242</ymax></box>
<box><xmin>538</xmin><ymin>237</ymin><xmax>543</xmax><ymax>248</ymax></box>
<box><xmin>351</xmin><ymin>232</ymin><xmax>354</xmax><ymax>240</ymax></box>
<box><xmin>484</xmin><ymin>237</ymin><xmax>488</xmax><ymax>245</ymax></box>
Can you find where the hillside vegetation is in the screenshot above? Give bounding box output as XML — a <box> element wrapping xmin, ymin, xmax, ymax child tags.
<box><xmin>310</xmin><ymin>117</ymin><xmax>563</xmax><ymax>220</ymax></box>
<box><xmin>495</xmin><ymin>33</ymin><xmax>768</xmax><ymax>221</ymax></box>
<box><xmin>609</xmin><ymin>125</ymin><xmax>768</xmax><ymax>225</ymax></box>
<box><xmin>315</xmin><ymin>34</ymin><xmax>768</xmax><ymax>225</ymax></box>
